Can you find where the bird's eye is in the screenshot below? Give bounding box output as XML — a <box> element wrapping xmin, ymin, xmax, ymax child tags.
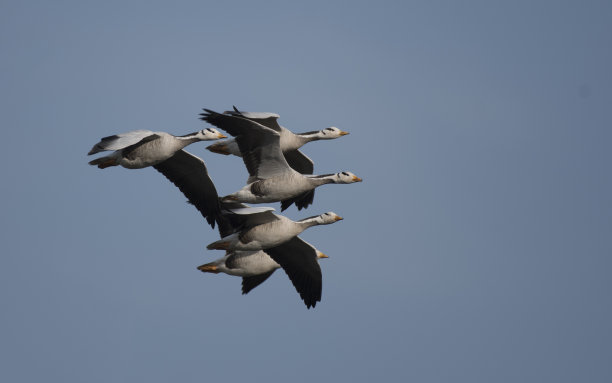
<box><xmin>207</xmin><ymin>128</ymin><xmax>214</xmax><ymax>133</ymax></box>
<box><xmin>325</xmin><ymin>128</ymin><xmax>333</xmax><ymax>131</ymax></box>
<box><xmin>342</xmin><ymin>172</ymin><xmax>349</xmax><ymax>176</ymax></box>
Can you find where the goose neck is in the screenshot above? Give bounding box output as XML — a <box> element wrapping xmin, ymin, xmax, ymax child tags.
<box><xmin>297</xmin><ymin>216</ymin><xmax>321</xmax><ymax>229</ymax></box>
<box><xmin>295</xmin><ymin>132</ymin><xmax>320</xmax><ymax>144</ymax></box>
<box><xmin>308</xmin><ymin>174</ymin><xmax>336</xmax><ymax>187</ymax></box>
<box><xmin>175</xmin><ymin>135</ymin><xmax>201</xmax><ymax>147</ymax></box>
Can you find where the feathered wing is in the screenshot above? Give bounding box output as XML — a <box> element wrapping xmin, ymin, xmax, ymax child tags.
<box><xmin>88</xmin><ymin>130</ymin><xmax>156</xmax><ymax>155</ymax></box>
<box><xmin>283</xmin><ymin>149</ymin><xmax>314</xmax><ymax>175</ymax></box>
<box><xmin>280</xmin><ymin>190</ymin><xmax>315</xmax><ymax>211</ymax></box>
<box><xmin>225</xmin><ymin>106</ymin><xmax>282</xmax><ymax>132</ymax></box>
<box><xmin>264</xmin><ymin>237</ymin><xmax>323</xmax><ymax>309</ymax></box>
<box><xmin>152</xmin><ymin>150</ymin><xmax>221</xmax><ymax>229</ymax></box>
<box><xmin>232</xmin><ymin>207</ymin><xmax>278</xmax><ymax>230</ymax></box>
<box><xmin>215</xmin><ymin>203</ymin><xmax>279</xmax><ymax>241</ymax></box>
<box><xmin>279</xmin><ymin>149</ymin><xmax>316</xmax><ymax>210</ymax></box>
<box><xmin>121</xmin><ymin>134</ymin><xmax>161</xmax><ymax>159</ymax></box>
<box><xmin>241</xmin><ymin>271</ymin><xmax>276</xmax><ymax>294</ymax></box>
<box><xmin>200</xmin><ymin>109</ymin><xmax>293</xmax><ymax>180</ymax></box>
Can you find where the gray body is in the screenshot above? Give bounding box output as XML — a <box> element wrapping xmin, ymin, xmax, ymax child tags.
<box><xmin>88</xmin><ymin>128</ymin><xmax>224</xmax><ymax>169</ymax></box>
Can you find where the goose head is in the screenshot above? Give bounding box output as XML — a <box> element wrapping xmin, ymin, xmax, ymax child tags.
<box><xmin>334</xmin><ymin>171</ymin><xmax>362</xmax><ymax>184</ymax></box>
<box><xmin>318</xmin><ymin>212</ymin><xmax>343</xmax><ymax>225</ymax></box>
<box><xmin>317</xmin><ymin>127</ymin><xmax>349</xmax><ymax>139</ymax></box>
<box><xmin>196</xmin><ymin>128</ymin><xmax>227</xmax><ymax>141</ymax></box>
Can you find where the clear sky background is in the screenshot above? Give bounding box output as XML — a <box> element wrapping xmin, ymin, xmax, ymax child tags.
<box><xmin>1</xmin><ymin>1</ymin><xmax>611</xmax><ymax>382</ymax></box>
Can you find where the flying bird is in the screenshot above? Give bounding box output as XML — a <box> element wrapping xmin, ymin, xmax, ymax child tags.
<box><xmin>207</xmin><ymin>204</ymin><xmax>343</xmax><ymax>251</ymax></box>
<box><xmin>206</xmin><ymin>106</ymin><xmax>349</xmax><ymax>211</ymax></box>
<box><xmin>207</xmin><ymin>106</ymin><xmax>348</xmax><ymax>174</ymax></box>
<box><xmin>198</xmin><ymin>237</ymin><xmax>329</xmax><ymax>308</ymax></box>
<box><xmin>87</xmin><ymin>128</ymin><xmax>226</xmax><ymax>169</ymax></box>
<box><xmin>87</xmin><ymin>106</ymin><xmax>356</xmax><ymax>309</ymax></box>
<box><xmin>152</xmin><ymin>149</ymin><xmax>222</xmax><ymax>229</ymax></box>
<box><xmin>200</xmin><ymin>109</ymin><xmax>362</xmax><ymax>210</ymax></box>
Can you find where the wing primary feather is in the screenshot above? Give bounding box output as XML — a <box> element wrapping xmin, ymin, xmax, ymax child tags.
<box><xmin>241</xmin><ymin>271</ymin><xmax>275</xmax><ymax>294</ymax></box>
<box><xmin>152</xmin><ymin>150</ymin><xmax>221</xmax><ymax>229</ymax></box>
<box><xmin>264</xmin><ymin>237</ymin><xmax>323</xmax><ymax>309</ymax></box>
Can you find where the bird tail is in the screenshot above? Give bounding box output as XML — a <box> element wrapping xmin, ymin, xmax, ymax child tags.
<box><xmin>88</xmin><ymin>155</ymin><xmax>119</xmax><ymax>169</ymax></box>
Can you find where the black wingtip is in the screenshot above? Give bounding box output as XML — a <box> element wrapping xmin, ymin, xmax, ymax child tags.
<box><xmin>296</xmin><ymin>201</ymin><xmax>311</xmax><ymax>210</ymax></box>
<box><xmin>303</xmin><ymin>296</ymin><xmax>318</xmax><ymax>309</ymax></box>
<box><xmin>199</xmin><ymin>109</ymin><xmax>215</xmax><ymax>122</ymax></box>
<box><xmin>280</xmin><ymin>200</ymin><xmax>291</xmax><ymax>212</ymax></box>
<box><xmin>199</xmin><ymin>108</ymin><xmax>215</xmax><ymax>116</ymax></box>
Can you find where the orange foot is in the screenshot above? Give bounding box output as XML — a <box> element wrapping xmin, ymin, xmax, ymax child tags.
<box><xmin>197</xmin><ymin>263</ymin><xmax>220</xmax><ymax>274</ymax></box>
<box><xmin>207</xmin><ymin>241</ymin><xmax>231</xmax><ymax>250</ymax></box>
<box><xmin>207</xmin><ymin>144</ymin><xmax>231</xmax><ymax>155</ymax></box>
<box><xmin>98</xmin><ymin>159</ymin><xmax>119</xmax><ymax>169</ymax></box>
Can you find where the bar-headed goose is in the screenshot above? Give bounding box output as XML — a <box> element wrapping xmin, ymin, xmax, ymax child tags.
<box><xmin>206</xmin><ymin>106</ymin><xmax>348</xmax><ymax>175</ymax></box>
<box><xmin>207</xmin><ymin>204</ymin><xmax>343</xmax><ymax>251</ymax></box>
<box><xmin>200</xmin><ymin>109</ymin><xmax>362</xmax><ymax>209</ymax></box>
<box><xmin>206</xmin><ymin>107</ymin><xmax>349</xmax><ymax>211</ymax></box>
<box><xmin>198</xmin><ymin>237</ymin><xmax>329</xmax><ymax>308</ymax></box>
<box><xmin>87</xmin><ymin>128</ymin><xmax>226</xmax><ymax>169</ymax></box>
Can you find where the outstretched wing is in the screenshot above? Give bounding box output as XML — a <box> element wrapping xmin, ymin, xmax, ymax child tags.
<box><xmin>200</xmin><ymin>109</ymin><xmax>293</xmax><ymax>180</ymax></box>
<box><xmin>225</xmin><ymin>106</ymin><xmax>282</xmax><ymax>132</ymax></box>
<box><xmin>241</xmin><ymin>271</ymin><xmax>276</xmax><ymax>294</ymax></box>
<box><xmin>265</xmin><ymin>237</ymin><xmax>323</xmax><ymax>309</ymax></box>
<box><xmin>87</xmin><ymin>130</ymin><xmax>156</xmax><ymax>155</ymax></box>
<box><xmin>283</xmin><ymin>149</ymin><xmax>314</xmax><ymax>175</ymax></box>
<box><xmin>219</xmin><ymin>203</ymin><xmax>278</xmax><ymax>232</ymax></box>
<box><xmin>278</xmin><ymin>149</ymin><xmax>316</xmax><ymax>211</ymax></box>
<box><xmin>153</xmin><ymin>150</ymin><xmax>221</xmax><ymax>229</ymax></box>
<box><xmin>280</xmin><ymin>190</ymin><xmax>315</xmax><ymax>211</ymax></box>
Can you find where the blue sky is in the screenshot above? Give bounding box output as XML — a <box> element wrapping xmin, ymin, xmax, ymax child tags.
<box><xmin>1</xmin><ymin>1</ymin><xmax>611</xmax><ymax>382</ymax></box>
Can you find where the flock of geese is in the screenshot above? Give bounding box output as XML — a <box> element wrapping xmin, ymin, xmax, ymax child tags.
<box><xmin>88</xmin><ymin>106</ymin><xmax>361</xmax><ymax>308</ymax></box>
